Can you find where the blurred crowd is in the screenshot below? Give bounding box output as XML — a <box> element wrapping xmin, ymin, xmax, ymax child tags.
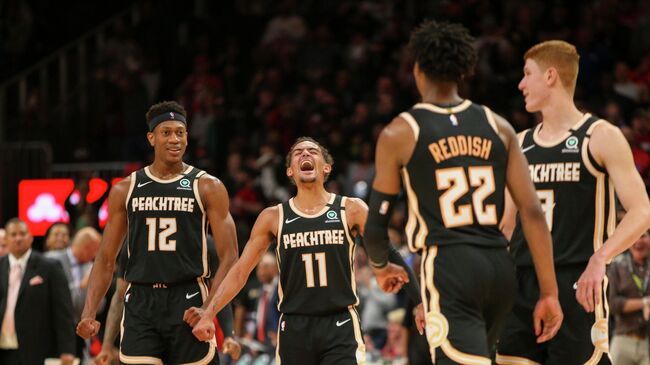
<box><xmin>4</xmin><ymin>0</ymin><xmax>650</xmax><ymax>364</ymax></box>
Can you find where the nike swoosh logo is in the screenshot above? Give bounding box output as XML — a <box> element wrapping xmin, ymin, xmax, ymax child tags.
<box><xmin>285</xmin><ymin>217</ymin><xmax>300</xmax><ymax>224</ymax></box>
<box><xmin>521</xmin><ymin>145</ymin><xmax>535</xmax><ymax>153</ymax></box>
<box><xmin>137</xmin><ymin>181</ymin><xmax>153</xmax><ymax>188</ymax></box>
<box><xmin>336</xmin><ymin>318</ymin><xmax>351</xmax><ymax>327</ymax></box>
<box><xmin>186</xmin><ymin>292</ymin><xmax>200</xmax><ymax>300</ymax></box>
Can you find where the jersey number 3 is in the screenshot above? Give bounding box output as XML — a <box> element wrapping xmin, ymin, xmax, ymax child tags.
<box><xmin>436</xmin><ymin>166</ymin><xmax>497</xmax><ymax>228</ymax></box>
<box><xmin>146</xmin><ymin>218</ymin><xmax>177</xmax><ymax>251</ymax></box>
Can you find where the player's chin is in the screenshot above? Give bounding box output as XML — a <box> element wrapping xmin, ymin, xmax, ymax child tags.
<box><xmin>299</xmin><ymin>176</ymin><xmax>317</xmax><ymax>183</ymax></box>
<box><xmin>524</xmin><ymin>101</ymin><xmax>541</xmax><ymax>113</ymax></box>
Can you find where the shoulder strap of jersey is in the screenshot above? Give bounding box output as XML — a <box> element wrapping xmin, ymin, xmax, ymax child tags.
<box><xmin>520</xmin><ymin>128</ymin><xmax>534</xmax><ymax>147</ymax></box>
<box><xmin>583</xmin><ymin>117</ymin><xmax>609</xmax><ymax>174</ymax></box>
<box><xmin>328</xmin><ymin>194</ymin><xmax>343</xmax><ymax>210</ymax></box>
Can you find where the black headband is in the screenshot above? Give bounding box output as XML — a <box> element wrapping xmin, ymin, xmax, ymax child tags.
<box><xmin>147</xmin><ymin>111</ymin><xmax>187</xmax><ymax>131</ymax></box>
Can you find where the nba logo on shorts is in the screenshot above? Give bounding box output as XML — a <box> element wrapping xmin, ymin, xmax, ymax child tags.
<box><xmin>281</xmin><ymin>321</ymin><xmax>286</xmax><ymax>332</ymax></box>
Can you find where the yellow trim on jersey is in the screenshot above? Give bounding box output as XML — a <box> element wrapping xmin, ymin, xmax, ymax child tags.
<box><xmin>180</xmin><ymin>342</ymin><xmax>216</xmax><ymax>365</ymax></box>
<box><xmin>399</xmin><ymin>112</ymin><xmax>420</xmax><ymax>141</ymax></box>
<box><xmin>413</xmin><ymin>100</ymin><xmax>472</xmax><ymax>114</ymax></box>
<box><xmin>340</xmin><ymin>197</ymin><xmax>360</xmax><ymax>306</ymax></box>
<box><xmin>125</xmin><ymin>171</ymin><xmax>137</xmax><ymax>207</ymax></box>
<box><xmin>276</xmin><ymin>313</ymin><xmax>283</xmax><ymax>365</ymax></box>
<box><xmin>125</xmin><ymin>172</ymin><xmax>137</xmax><ymax>259</ymax></box>
<box><xmin>200</xmin><ymin>213</ymin><xmax>208</xmax><ymax>277</ymax></box>
<box><xmin>401</xmin><ymin>168</ymin><xmax>429</xmax><ymax>251</ymax></box>
<box><xmin>144</xmin><ymin>164</ymin><xmax>194</xmax><ymax>183</ymax></box>
<box><xmin>422</xmin><ymin>246</ymin><xmax>491</xmax><ymax>365</ymax></box>
<box><xmin>288</xmin><ymin>193</ymin><xmax>335</xmax><ymax>218</ymax></box>
<box><xmin>482</xmin><ymin>106</ymin><xmax>499</xmax><ymax>134</ymax></box>
<box><xmin>495</xmin><ymin>354</ymin><xmax>541</xmax><ymax>365</ymax></box>
<box><xmin>607</xmin><ymin>178</ymin><xmax>616</xmax><ymax>238</ymax></box>
<box><xmin>276</xmin><ymin>204</ymin><xmax>284</xmax><ymax>310</ymax></box>
<box><xmin>119</xmin><ymin>353</ymin><xmax>164</xmax><ymax>364</ymax></box>
<box><xmin>348</xmin><ymin>307</ymin><xmax>367</xmax><ymax>365</ymax></box>
<box><xmin>532</xmin><ymin>114</ymin><xmax>592</xmax><ymax>147</ymax></box>
<box><xmin>516</xmin><ymin>130</ymin><xmax>528</xmax><ymax>147</ymax></box>
<box><xmin>197</xmin><ymin>277</ymin><xmax>208</xmax><ymax>301</ymax></box>
<box><xmin>193</xmin><ymin>173</ymin><xmax>206</xmax><ymax>214</ymax></box>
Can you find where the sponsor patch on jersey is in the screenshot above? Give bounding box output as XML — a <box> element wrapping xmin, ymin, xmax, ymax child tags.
<box><xmin>325</xmin><ymin>210</ymin><xmax>340</xmax><ymax>223</ymax></box>
<box><xmin>177</xmin><ymin>178</ymin><xmax>192</xmax><ymax>190</ymax></box>
<box><xmin>562</xmin><ymin>136</ymin><xmax>580</xmax><ymax>153</ymax></box>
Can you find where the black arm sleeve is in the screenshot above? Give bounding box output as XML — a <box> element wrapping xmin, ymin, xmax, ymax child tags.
<box><xmin>357</xmin><ymin>236</ymin><xmax>421</xmax><ymax>304</ymax></box>
<box><xmin>216</xmin><ymin>303</ymin><xmax>234</xmax><ymax>337</ymax></box>
<box><xmin>363</xmin><ymin>189</ymin><xmax>398</xmax><ymax>268</ymax></box>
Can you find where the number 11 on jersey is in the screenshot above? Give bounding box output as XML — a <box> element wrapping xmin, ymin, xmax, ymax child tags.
<box><xmin>302</xmin><ymin>252</ymin><xmax>328</xmax><ymax>288</ymax></box>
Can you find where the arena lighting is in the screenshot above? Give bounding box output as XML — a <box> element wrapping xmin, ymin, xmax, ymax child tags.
<box><xmin>18</xmin><ymin>177</ymin><xmax>122</xmax><ymax>235</ymax></box>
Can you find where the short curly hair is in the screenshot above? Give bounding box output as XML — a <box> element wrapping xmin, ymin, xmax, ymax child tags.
<box><xmin>145</xmin><ymin>101</ymin><xmax>187</xmax><ymax>124</ymax></box>
<box><xmin>408</xmin><ymin>20</ymin><xmax>477</xmax><ymax>83</ymax></box>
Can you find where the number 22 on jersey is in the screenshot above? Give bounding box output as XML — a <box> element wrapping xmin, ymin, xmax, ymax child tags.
<box><xmin>436</xmin><ymin>166</ymin><xmax>497</xmax><ymax>228</ymax></box>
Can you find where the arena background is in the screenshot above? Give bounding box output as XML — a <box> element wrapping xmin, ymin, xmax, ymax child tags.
<box><xmin>1</xmin><ymin>0</ymin><xmax>650</xmax><ymax>364</ymax></box>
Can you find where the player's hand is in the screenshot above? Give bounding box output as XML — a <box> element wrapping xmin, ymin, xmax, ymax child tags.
<box><xmin>191</xmin><ymin>316</ymin><xmax>216</xmax><ymax>342</ymax></box>
<box><xmin>183</xmin><ymin>306</ymin><xmax>205</xmax><ymax>327</ymax></box>
<box><xmin>372</xmin><ymin>263</ymin><xmax>408</xmax><ymax>293</ymax></box>
<box><xmin>60</xmin><ymin>353</ymin><xmax>75</xmax><ymax>365</ymax></box>
<box><xmin>94</xmin><ymin>347</ymin><xmax>114</xmax><ymax>365</ymax></box>
<box><xmin>533</xmin><ymin>295</ymin><xmax>563</xmax><ymax>343</ymax></box>
<box><xmin>414</xmin><ymin>303</ymin><xmax>425</xmax><ymax>335</ymax></box>
<box><xmin>575</xmin><ymin>254</ymin><xmax>606</xmax><ymax>312</ymax></box>
<box><xmin>223</xmin><ymin>337</ymin><xmax>242</xmax><ymax>360</ymax></box>
<box><xmin>77</xmin><ymin>317</ymin><xmax>101</xmax><ymax>339</ymax></box>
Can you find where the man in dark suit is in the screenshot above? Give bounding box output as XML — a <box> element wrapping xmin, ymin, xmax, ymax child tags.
<box><xmin>0</xmin><ymin>218</ymin><xmax>76</xmax><ymax>365</ymax></box>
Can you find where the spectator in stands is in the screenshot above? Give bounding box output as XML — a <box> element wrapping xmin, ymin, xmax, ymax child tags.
<box><xmin>0</xmin><ymin>218</ymin><xmax>75</xmax><ymax>365</ymax></box>
<box><xmin>44</xmin><ymin>222</ymin><xmax>71</xmax><ymax>251</ymax></box>
<box><xmin>46</xmin><ymin>227</ymin><xmax>101</xmax><ymax>362</ymax></box>
<box><xmin>608</xmin><ymin>231</ymin><xmax>650</xmax><ymax>365</ymax></box>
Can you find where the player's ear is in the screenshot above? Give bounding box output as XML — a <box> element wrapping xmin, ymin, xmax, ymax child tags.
<box><xmin>545</xmin><ymin>67</ymin><xmax>558</xmax><ymax>87</ymax></box>
<box><xmin>147</xmin><ymin>132</ymin><xmax>155</xmax><ymax>147</ymax></box>
<box><xmin>323</xmin><ymin>164</ymin><xmax>332</xmax><ymax>176</ymax></box>
<box><xmin>286</xmin><ymin>166</ymin><xmax>294</xmax><ymax>178</ymax></box>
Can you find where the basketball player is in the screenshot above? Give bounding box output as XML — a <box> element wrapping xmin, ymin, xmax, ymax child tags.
<box><xmin>496</xmin><ymin>41</ymin><xmax>650</xmax><ymax>365</ymax></box>
<box><xmin>362</xmin><ymin>21</ymin><xmax>564</xmax><ymax>365</ymax></box>
<box><xmin>94</xmin><ymin>240</ymin><xmax>241</xmax><ymax>365</ymax></box>
<box><xmin>76</xmin><ymin>101</ymin><xmax>239</xmax><ymax>365</ymax></box>
<box><xmin>184</xmin><ymin>137</ymin><xmax>421</xmax><ymax>365</ymax></box>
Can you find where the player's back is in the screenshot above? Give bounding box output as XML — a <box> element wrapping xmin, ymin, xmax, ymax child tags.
<box><xmin>510</xmin><ymin>114</ymin><xmax>615</xmax><ymax>267</ymax></box>
<box><xmin>400</xmin><ymin>100</ymin><xmax>508</xmax><ymax>252</ymax></box>
<box><xmin>124</xmin><ymin>165</ymin><xmax>210</xmax><ymax>284</ymax></box>
<box><xmin>275</xmin><ymin>194</ymin><xmax>359</xmax><ymax>315</ymax></box>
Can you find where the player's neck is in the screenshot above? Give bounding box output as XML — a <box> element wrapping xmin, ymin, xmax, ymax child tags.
<box><xmin>293</xmin><ymin>185</ymin><xmax>331</xmax><ymax>213</ymax></box>
<box><xmin>539</xmin><ymin>95</ymin><xmax>583</xmax><ymax>133</ymax></box>
<box><xmin>420</xmin><ymin>82</ymin><xmax>463</xmax><ymax>106</ymax></box>
<box><xmin>149</xmin><ymin>161</ymin><xmax>186</xmax><ymax>179</ymax></box>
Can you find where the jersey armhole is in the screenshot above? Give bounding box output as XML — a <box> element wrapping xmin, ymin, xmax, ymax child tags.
<box><xmin>582</xmin><ymin>120</ymin><xmax>608</xmax><ymax>176</ymax></box>
<box><xmin>482</xmin><ymin>106</ymin><xmax>499</xmax><ymax>134</ymax></box>
<box><xmin>399</xmin><ymin>112</ymin><xmax>420</xmax><ymax>141</ymax></box>
<box><xmin>276</xmin><ymin>203</ymin><xmax>284</xmax><ymax>249</ymax></box>
<box><xmin>124</xmin><ymin>171</ymin><xmax>137</xmax><ymax>208</ymax></box>
<box><xmin>193</xmin><ymin>171</ymin><xmax>207</xmax><ymax>214</ymax></box>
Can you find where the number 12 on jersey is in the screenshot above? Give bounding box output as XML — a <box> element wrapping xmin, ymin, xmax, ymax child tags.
<box><xmin>302</xmin><ymin>252</ymin><xmax>328</xmax><ymax>288</ymax></box>
<box><xmin>146</xmin><ymin>217</ymin><xmax>177</xmax><ymax>251</ymax></box>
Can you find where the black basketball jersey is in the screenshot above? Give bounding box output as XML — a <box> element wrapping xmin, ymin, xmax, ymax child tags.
<box><xmin>124</xmin><ymin>165</ymin><xmax>211</xmax><ymax>283</ymax></box>
<box><xmin>511</xmin><ymin>114</ymin><xmax>616</xmax><ymax>267</ymax></box>
<box><xmin>400</xmin><ymin>101</ymin><xmax>509</xmax><ymax>251</ymax></box>
<box><xmin>275</xmin><ymin>194</ymin><xmax>359</xmax><ymax>315</ymax></box>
